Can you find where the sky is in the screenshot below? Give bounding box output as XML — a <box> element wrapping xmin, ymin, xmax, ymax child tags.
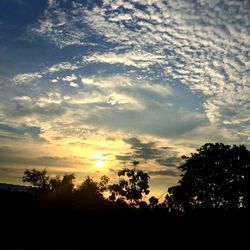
<box><xmin>0</xmin><ymin>0</ymin><xmax>249</xmax><ymax>198</ymax></box>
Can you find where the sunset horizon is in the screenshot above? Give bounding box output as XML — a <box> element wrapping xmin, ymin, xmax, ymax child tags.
<box><xmin>1</xmin><ymin>0</ymin><xmax>249</xmax><ymax>198</ymax></box>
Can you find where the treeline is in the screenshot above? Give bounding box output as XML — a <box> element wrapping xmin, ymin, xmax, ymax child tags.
<box><xmin>1</xmin><ymin>143</ymin><xmax>250</xmax><ymax>245</ymax></box>
<box><xmin>19</xmin><ymin>167</ymin><xmax>151</xmax><ymax>214</ymax></box>
<box><xmin>2</xmin><ymin>142</ymin><xmax>250</xmax><ymax>214</ymax></box>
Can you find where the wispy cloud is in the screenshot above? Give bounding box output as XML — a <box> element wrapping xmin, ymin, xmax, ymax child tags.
<box><xmin>31</xmin><ymin>1</ymin><xmax>86</xmax><ymax>48</ymax></box>
<box><xmin>13</xmin><ymin>72</ymin><xmax>43</xmax><ymax>84</ymax></box>
<box><xmin>47</xmin><ymin>62</ymin><xmax>79</xmax><ymax>73</ymax></box>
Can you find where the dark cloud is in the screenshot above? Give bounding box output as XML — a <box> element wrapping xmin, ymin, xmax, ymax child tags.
<box><xmin>0</xmin><ymin>135</ymin><xmax>22</xmax><ymax>141</ymax></box>
<box><xmin>37</xmin><ymin>156</ymin><xmax>71</xmax><ymax>166</ymax></box>
<box><xmin>110</xmin><ymin>167</ymin><xmax>179</xmax><ymax>177</ymax></box>
<box><xmin>115</xmin><ymin>154</ymin><xmax>131</xmax><ymax>161</ymax></box>
<box><xmin>123</xmin><ymin>137</ymin><xmax>160</xmax><ymax>160</ymax></box>
<box><xmin>156</xmin><ymin>157</ymin><xmax>180</xmax><ymax>167</ymax></box>
<box><xmin>106</xmin><ymin>136</ymin><xmax>116</xmax><ymax>141</ymax></box>
<box><xmin>117</xmin><ymin>137</ymin><xmax>181</xmax><ymax>168</ymax></box>
<box><xmin>84</xmin><ymin>107</ymin><xmax>207</xmax><ymax>139</ymax></box>
<box><xmin>0</xmin><ymin>123</ymin><xmax>44</xmax><ymax>141</ymax></box>
<box><xmin>9</xmin><ymin>102</ymin><xmax>66</xmax><ymax>119</ymax></box>
<box><xmin>0</xmin><ymin>147</ymin><xmax>73</xmax><ymax>167</ymax></box>
<box><xmin>0</xmin><ymin>167</ymin><xmax>14</xmax><ymax>173</ymax></box>
<box><xmin>148</xmin><ymin>170</ymin><xmax>179</xmax><ymax>177</ymax></box>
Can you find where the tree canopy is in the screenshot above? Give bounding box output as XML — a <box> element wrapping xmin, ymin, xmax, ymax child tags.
<box><xmin>167</xmin><ymin>143</ymin><xmax>250</xmax><ymax>212</ymax></box>
<box><xmin>22</xmin><ymin>168</ymin><xmax>50</xmax><ymax>191</ymax></box>
<box><xmin>109</xmin><ymin>167</ymin><xmax>150</xmax><ymax>205</ymax></box>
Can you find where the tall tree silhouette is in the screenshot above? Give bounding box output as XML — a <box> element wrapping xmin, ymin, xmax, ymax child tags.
<box><xmin>167</xmin><ymin>143</ymin><xmax>250</xmax><ymax>212</ymax></box>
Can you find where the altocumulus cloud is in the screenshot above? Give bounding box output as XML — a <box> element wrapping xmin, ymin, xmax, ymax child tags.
<box><xmin>25</xmin><ymin>0</ymin><xmax>250</xmax><ymax>143</ymax></box>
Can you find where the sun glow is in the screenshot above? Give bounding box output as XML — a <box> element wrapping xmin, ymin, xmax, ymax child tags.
<box><xmin>95</xmin><ymin>160</ymin><xmax>105</xmax><ymax>168</ymax></box>
<box><xmin>93</xmin><ymin>153</ymin><xmax>106</xmax><ymax>168</ymax></box>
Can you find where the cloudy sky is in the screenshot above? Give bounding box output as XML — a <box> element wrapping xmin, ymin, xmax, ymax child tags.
<box><xmin>0</xmin><ymin>0</ymin><xmax>249</xmax><ymax>197</ymax></box>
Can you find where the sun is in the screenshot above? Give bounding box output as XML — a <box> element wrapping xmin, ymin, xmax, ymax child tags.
<box><xmin>92</xmin><ymin>153</ymin><xmax>106</xmax><ymax>168</ymax></box>
<box><xmin>95</xmin><ymin>160</ymin><xmax>105</xmax><ymax>168</ymax></box>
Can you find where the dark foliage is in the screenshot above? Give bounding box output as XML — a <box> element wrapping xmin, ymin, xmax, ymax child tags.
<box><xmin>1</xmin><ymin>143</ymin><xmax>250</xmax><ymax>246</ymax></box>
<box><xmin>22</xmin><ymin>168</ymin><xmax>50</xmax><ymax>192</ymax></box>
<box><xmin>167</xmin><ymin>143</ymin><xmax>250</xmax><ymax>212</ymax></box>
<box><xmin>109</xmin><ymin>167</ymin><xmax>150</xmax><ymax>205</ymax></box>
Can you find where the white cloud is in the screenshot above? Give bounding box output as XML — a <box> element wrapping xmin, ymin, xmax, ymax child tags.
<box><xmin>81</xmin><ymin>78</ymin><xmax>95</xmax><ymax>85</ymax></box>
<box><xmin>31</xmin><ymin>5</ymin><xmax>86</xmax><ymax>48</ymax></box>
<box><xmin>65</xmin><ymin>92</ymin><xmax>104</xmax><ymax>105</ymax></box>
<box><xmin>13</xmin><ymin>72</ymin><xmax>42</xmax><ymax>84</ymax></box>
<box><xmin>69</xmin><ymin>82</ymin><xmax>79</xmax><ymax>88</ymax></box>
<box><xmin>81</xmin><ymin>75</ymin><xmax>132</xmax><ymax>89</ymax></box>
<box><xmin>47</xmin><ymin>62</ymin><xmax>78</xmax><ymax>73</ymax></box>
<box><xmin>105</xmin><ymin>92</ymin><xmax>141</xmax><ymax>108</ymax></box>
<box><xmin>60</xmin><ymin>75</ymin><xmax>158</xmax><ymax>110</ymax></box>
<box><xmin>23</xmin><ymin>0</ymin><xmax>250</xmax><ymax>141</ymax></box>
<box><xmin>51</xmin><ymin>79</ymin><xmax>58</xmax><ymax>83</ymax></box>
<box><xmin>12</xmin><ymin>62</ymin><xmax>79</xmax><ymax>86</ymax></box>
<box><xmin>63</xmin><ymin>95</ymin><xmax>71</xmax><ymax>100</ymax></box>
<box><xmin>79</xmin><ymin>75</ymin><xmax>173</xmax><ymax>100</ymax></box>
<box><xmin>142</xmin><ymin>83</ymin><xmax>173</xmax><ymax>97</ymax></box>
<box><xmin>62</xmin><ymin>74</ymin><xmax>77</xmax><ymax>82</ymax></box>
<box><xmin>37</xmin><ymin>92</ymin><xmax>62</xmax><ymax>107</ymax></box>
<box><xmin>85</xmin><ymin>51</ymin><xmax>165</xmax><ymax>69</ymax></box>
<box><xmin>12</xmin><ymin>96</ymin><xmax>32</xmax><ymax>102</ymax></box>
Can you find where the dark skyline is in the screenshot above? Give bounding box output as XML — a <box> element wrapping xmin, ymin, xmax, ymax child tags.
<box><xmin>0</xmin><ymin>0</ymin><xmax>249</xmax><ymax>196</ymax></box>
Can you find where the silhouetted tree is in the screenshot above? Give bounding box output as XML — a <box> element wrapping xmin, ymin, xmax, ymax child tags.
<box><xmin>78</xmin><ymin>176</ymin><xmax>100</xmax><ymax>196</ymax></box>
<box><xmin>109</xmin><ymin>166</ymin><xmax>150</xmax><ymax>206</ymax></box>
<box><xmin>22</xmin><ymin>169</ymin><xmax>76</xmax><ymax>199</ymax></box>
<box><xmin>22</xmin><ymin>168</ymin><xmax>50</xmax><ymax>191</ymax></box>
<box><xmin>59</xmin><ymin>173</ymin><xmax>75</xmax><ymax>192</ymax></box>
<box><xmin>149</xmin><ymin>196</ymin><xmax>159</xmax><ymax>209</ymax></box>
<box><xmin>50</xmin><ymin>173</ymin><xmax>75</xmax><ymax>196</ymax></box>
<box><xmin>73</xmin><ymin>176</ymin><xmax>107</xmax><ymax>211</ymax></box>
<box><xmin>98</xmin><ymin>175</ymin><xmax>109</xmax><ymax>192</ymax></box>
<box><xmin>49</xmin><ymin>175</ymin><xmax>62</xmax><ymax>190</ymax></box>
<box><xmin>167</xmin><ymin>143</ymin><xmax>250</xmax><ymax>212</ymax></box>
